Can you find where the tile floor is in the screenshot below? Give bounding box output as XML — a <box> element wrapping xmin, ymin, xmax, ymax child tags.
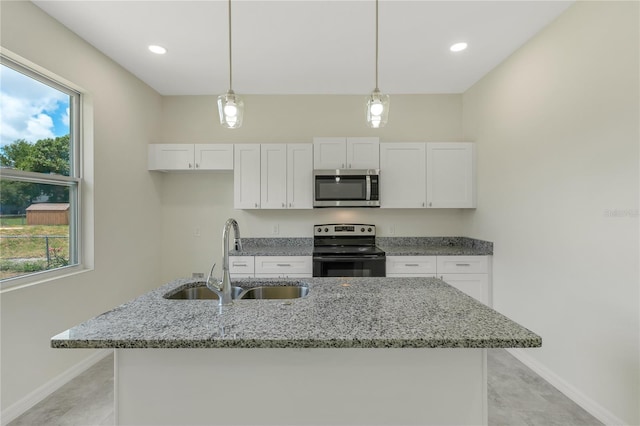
<box><xmin>8</xmin><ymin>349</ymin><xmax>603</xmax><ymax>426</ymax></box>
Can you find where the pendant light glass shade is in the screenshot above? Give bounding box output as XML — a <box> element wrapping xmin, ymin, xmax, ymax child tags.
<box><xmin>218</xmin><ymin>89</ymin><xmax>244</xmax><ymax>129</ymax></box>
<box><xmin>366</xmin><ymin>88</ymin><xmax>389</xmax><ymax>128</ymax></box>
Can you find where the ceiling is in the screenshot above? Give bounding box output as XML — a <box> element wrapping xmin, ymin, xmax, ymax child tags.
<box><xmin>33</xmin><ymin>1</ymin><xmax>574</xmax><ymax>96</ymax></box>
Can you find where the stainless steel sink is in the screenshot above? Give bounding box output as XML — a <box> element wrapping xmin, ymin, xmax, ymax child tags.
<box><xmin>165</xmin><ymin>285</ymin><xmax>243</xmax><ymax>300</ymax></box>
<box><xmin>239</xmin><ymin>286</ymin><xmax>309</xmax><ymax>300</ymax></box>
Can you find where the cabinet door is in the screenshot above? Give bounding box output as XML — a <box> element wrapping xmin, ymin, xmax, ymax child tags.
<box><xmin>287</xmin><ymin>144</ymin><xmax>313</xmax><ymax>209</ymax></box>
<box><xmin>234</xmin><ymin>144</ymin><xmax>261</xmax><ymax>209</ymax></box>
<box><xmin>148</xmin><ymin>144</ymin><xmax>194</xmax><ymax>170</ymax></box>
<box><xmin>380</xmin><ymin>143</ymin><xmax>427</xmax><ymax>208</ymax></box>
<box><xmin>346</xmin><ymin>137</ymin><xmax>379</xmax><ymax>169</ymax></box>
<box><xmin>426</xmin><ymin>142</ymin><xmax>476</xmax><ymax>208</ymax></box>
<box><xmin>313</xmin><ymin>137</ymin><xmax>346</xmax><ymax>169</ymax></box>
<box><xmin>195</xmin><ymin>144</ymin><xmax>233</xmax><ymax>170</ymax></box>
<box><xmin>440</xmin><ymin>274</ymin><xmax>489</xmax><ymax>305</ymax></box>
<box><xmin>261</xmin><ymin>144</ymin><xmax>287</xmax><ymax>209</ymax></box>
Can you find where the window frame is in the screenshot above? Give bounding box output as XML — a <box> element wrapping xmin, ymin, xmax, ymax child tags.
<box><xmin>0</xmin><ymin>54</ymin><xmax>85</xmax><ymax>289</ymax></box>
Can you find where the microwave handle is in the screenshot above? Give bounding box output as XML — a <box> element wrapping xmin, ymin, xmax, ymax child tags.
<box><xmin>365</xmin><ymin>175</ymin><xmax>371</xmax><ymax>200</ymax></box>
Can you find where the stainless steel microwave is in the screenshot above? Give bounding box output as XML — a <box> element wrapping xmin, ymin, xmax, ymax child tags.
<box><xmin>313</xmin><ymin>169</ymin><xmax>380</xmax><ymax>208</ymax></box>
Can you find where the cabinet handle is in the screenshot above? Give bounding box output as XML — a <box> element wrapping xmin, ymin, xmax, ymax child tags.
<box><xmin>233</xmin><ymin>263</ymin><xmax>247</xmax><ymax>267</ymax></box>
<box><xmin>276</xmin><ymin>263</ymin><xmax>291</xmax><ymax>267</ymax></box>
<box><xmin>282</xmin><ymin>202</ymin><xmax>285</xmax><ymax>207</ymax></box>
<box><xmin>405</xmin><ymin>264</ymin><xmax>420</xmax><ymax>267</ymax></box>
<box><xmin>455</xmin><ymin>263</ymin><xmax>471</xmax><ymax>267</ymax></box>
<box><xmin>188</xmin><ymin>163</ymin><xmax>192</xmax><ymax>168</ymax></box>
<box><xmin>289</xmin><ymin>203</ymin><xmax>292</xmax><ymax>207</ymax></box>
<box><xmin>255</xmin><ymin>203</ymin><xmax>259</xmax><ymax>208</ymax></box>
<box><xmin>348</xmin><ymin>163</ymin><xmax>352</xmax><ymax>168</ymax></box>
<box><xmin>429</xmin><ymin>202</ymin><xmax>432</xmax><ymax>207</ymax></box>
<box><xmin>422</xmin><ymin>202</ymin><xmax>425</xmax><ymax>207</ymax></box>
<box><xmin>342</xmin><ymin>163</ymin><xmax>345</xmax><ymax>168</ymax></box>
<box><xmin>195</xmin><ymin>163</ymin><xmax>199</xmax><ymax>168</ymax></box>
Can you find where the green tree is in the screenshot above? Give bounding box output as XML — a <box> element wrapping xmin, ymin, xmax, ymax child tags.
<box><xmin>0</xmin><ymin>135</ymin><xmax>70</xmax><ymax>213</ymax></box>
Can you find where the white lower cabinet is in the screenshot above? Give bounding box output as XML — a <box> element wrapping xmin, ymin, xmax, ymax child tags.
<box><xmin>386</xmin><ymin>256</ymin><xmax>436</xmax><ymax>277</ymax></box>
<box><xmin>230</xmin><ymin>256</ymin><xmax>312</xmax><ymax>278</ymax></box>
<box><xmin>386</xmin><ymin>255</ymin><xmax>491</xmax><ymax>306</ymax></box>
<box><xmin>439</xmin><ymin>274</ymin><xmax>489</xmax><ymax>306</ymax></box>
<box><xmin>228</xmin><ymin>256</ymin><xmax>255</xmax><ymax>278</ymax></box>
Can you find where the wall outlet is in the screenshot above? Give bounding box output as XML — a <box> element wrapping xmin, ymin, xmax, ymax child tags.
<box><xmin>272</xmin><ymin>224</ymin><xmax>279</xmax><ymax>235</ymax></box>
<box><xmin>192</xmin><ymin>272</ymin><xmax>204</xmax><ymax>279</ymax></box>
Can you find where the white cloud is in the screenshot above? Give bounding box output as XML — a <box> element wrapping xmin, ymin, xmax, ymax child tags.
<box><xmin>62</xmin><ymin>107</ymin><xmax>70</xmax><ymax>127</ymax></box>
<box><xmin>0</xmin><ymin>65</ymin><xmax>69</xmax><ymax>146</ymax></box>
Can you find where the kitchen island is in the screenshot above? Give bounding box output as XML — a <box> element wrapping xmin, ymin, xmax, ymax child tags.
<box><xmin>52</xmin><ymin>277</ymin><xmax>540</xmax><ymax>425</ymax></box>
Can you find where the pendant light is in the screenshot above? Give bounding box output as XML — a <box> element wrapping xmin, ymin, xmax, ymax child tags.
<box><xmin>218</xmin><ymin>0</ymin><xmax>244</xmax><ymax>129</ymax></box>
<box><xmin>366</xmin><ymin>0</ymin><xmax>389</xmax><ymax>128</ymax></box>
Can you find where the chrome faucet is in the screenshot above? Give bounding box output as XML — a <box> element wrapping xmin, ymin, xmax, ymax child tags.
<box><xmin>211</xmin><ymin>218</ymin><xmax>242</xmax><ymax>305</ymax></box>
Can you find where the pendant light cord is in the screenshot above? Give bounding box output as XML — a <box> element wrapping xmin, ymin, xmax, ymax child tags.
<box><xmin>375</xmin><ymin>0</ymin><xmax>379</xmax><ymax>91</ymax></box>
<box><xmin>228</xmin><ymin>0</ymin><xmax>233</xmax><ymax>91</ymax></box>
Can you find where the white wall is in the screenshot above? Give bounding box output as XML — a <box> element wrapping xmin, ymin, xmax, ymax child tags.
<box><xmin>0</xmin><ymin>1</ymin><xmax>163</xmax><ymax>414</ymax></box>
<box><xmin>462</xmin><ymin>2</ymin><xmax>639</xmax><ymax>424</ymax></box>
<box><xmin>157</xmin><ymin>94</ymin><xmax>467</xmax><ymax>281</ymax></box>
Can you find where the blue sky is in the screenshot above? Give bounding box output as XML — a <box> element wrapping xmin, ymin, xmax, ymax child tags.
<box><xmin>0</xmin><ymin>64</ymin><xmax>70</xmax><ymax>147</ymax></box>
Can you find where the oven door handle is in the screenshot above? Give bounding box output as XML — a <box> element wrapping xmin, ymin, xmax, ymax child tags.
<box><xmin>365</xmin><ymin>175</ymin><xmax>371</xmax><ymax>201</ymax></box>
<box><xmin>313</xmin><ymin>255</ymin><xmax>386</xmax><ymax>262</ymax></box>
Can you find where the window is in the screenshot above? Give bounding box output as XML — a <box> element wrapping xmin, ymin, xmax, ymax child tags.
<box><xmin>0</xmin><ymin>56</ymin><xmax>82</xmax><ymax>284</ymax></box>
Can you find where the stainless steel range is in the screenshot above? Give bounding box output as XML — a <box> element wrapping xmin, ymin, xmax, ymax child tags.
<box><xmin>312</xmin><ymin>224</ymin><xmax>386</xmax><ymax>277</ymax></box>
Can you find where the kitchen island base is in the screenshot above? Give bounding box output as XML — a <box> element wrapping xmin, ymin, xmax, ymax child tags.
<box><xmin>115</xmin><ymin>348</ymin><xmax>487</xmax><ymax>425</ymax></box>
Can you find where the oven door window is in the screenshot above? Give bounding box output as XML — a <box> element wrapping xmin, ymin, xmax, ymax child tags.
<box><xmin>314</xmin><ymin>258</ymin><xmax>385</xmax><ymax>277</ymax></box>
<box><xmin>315</xmin><ymin>176</ymin><xmax>366</xmax><ymax>201</ymax></box>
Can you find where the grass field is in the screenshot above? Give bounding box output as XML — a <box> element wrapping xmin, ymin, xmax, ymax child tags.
<box><xmin>0</xmin><ymin>222</ymin><xmax>69</xmax><ymax>280</ymax></box>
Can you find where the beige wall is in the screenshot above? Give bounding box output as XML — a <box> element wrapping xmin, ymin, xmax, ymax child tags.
<box><xmin>1</xmin><ymin>1</ymin><xmax>163</xmax><ymax>412</ymax></box>
<box><xmin>463</xmin><ymin>2</ymin><xmax>639</xmax><ymax>424</ymax></box>
<box><xmin>157</xmin><ymin>94</ymin><xmax>467</xmax><ymax>281</ymax></box>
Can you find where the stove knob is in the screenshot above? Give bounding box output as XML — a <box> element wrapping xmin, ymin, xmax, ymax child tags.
<box><xmin>368</xmin><ymin>227</ymin><xmax>372</xmax><ymax>232</ymax></box>
<box><xmin>317</xmin><ymin>228</ymin><xmax>321</xmax><ymax>233</ymax></box>
<box><xmin>324</xmin><ymin>228</ymin><xmax>329</xmax><ymax>232</ymax></box>
<box><xmin>360</xmin><ymin>227</ymin><xmax>365</xmax><ymax>232</ymax></box>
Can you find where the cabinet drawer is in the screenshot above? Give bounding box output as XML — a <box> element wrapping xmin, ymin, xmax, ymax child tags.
<box><xmin>229</xmin><ymin>256</ymin><xmax>255</xmax><ymax>274</ymax></box>
<box><xmin>254</xmin><ymin>273</ymin><xmax>312</xmax><ymax>279</ymax></box>
<box><xmin>254</xmin><ymin>256</ymin><xmax>312</xmax><ymax>275</ymax></box>
<box><xmin>436</xmin><ymin>256</ymin><xmax>488</xmax><ymax>274</ymax></box>
<box><xmin>386</xmin><ymin>256</ymin><xmax>437</xmax><ymax>275</ymax></box>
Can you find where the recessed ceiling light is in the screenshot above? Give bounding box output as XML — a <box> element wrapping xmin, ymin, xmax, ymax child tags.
<box><xmin>148</xmin><ymin>45</ymin><xmax>167</xmax><ymax>55</ymax></box>
<box><xmin>450</xmin><ymin>42</ymin><xmax>468</xmax><ymax>52</ymax></box>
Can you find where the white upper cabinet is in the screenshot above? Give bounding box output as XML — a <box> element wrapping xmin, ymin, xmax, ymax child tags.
<box><xmin>426</xmin><ymin>142</ymin><xmax>476</xmax><ymax>208</ymax></box>
<box><xmin>313</xmin><ymin>137</ymin><xmax>379</xmax><ymax>169</ymax></box>
<box><xmin>236</xmin><ymin>143</ymin><xmax>313</xmax><ymax>210</ymax></box>
<box><xmin>261</xmin><ymin>144</ymin><xmax>288</xmax><ymax>209</ymax></box>
<box><xmin>286</xmin><ymin>144</ymin><xmax>313</xmax><ymax>209</ymax></box>
<box><xmin>148</xmin><ymin>144</ymin><xmax>233</xmax><ymax>171</ymax></box>
<box><xmin>380</xmin><ymin>143</ymin><xmax>427</xmax><ymax>208</ymax></box>
<box><xmin>234</xmin><ymin>144</ymin><xmax>261</xmax><ymax>209</ymax></box>
<box><xmin>195</xmin><ymin>145</ymin><xmax>234</xmax><ymax>170</ymax></box>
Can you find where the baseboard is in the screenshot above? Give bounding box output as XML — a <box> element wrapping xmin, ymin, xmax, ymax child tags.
<box><xmin>1</xmin><ymin>349</ymin><xmax>112</xmax><ymax>425</ymax></box>
<box><xmin>506</xmin><ymin>348</ymin><xmax>626</xmax><ymax>426</ymax></box>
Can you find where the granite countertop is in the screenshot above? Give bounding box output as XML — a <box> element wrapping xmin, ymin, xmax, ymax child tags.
<box><xmin>231</xmin><ymin>237</ymin><xmax>493</xmax><ymax>257</ymax></box>
<box><xmin>51</xmin><ymin>276</ymin><xmax>539</xmax><ymax>349</ymax></box>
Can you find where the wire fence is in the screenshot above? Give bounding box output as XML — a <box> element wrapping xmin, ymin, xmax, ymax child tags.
<box><xmin>1</xmin><ymin>235</ymin><xmax>69</xmax><ymax>268</ymax></box>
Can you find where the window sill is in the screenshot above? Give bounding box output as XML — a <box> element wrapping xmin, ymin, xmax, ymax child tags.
<box><xmin>0</xmin><ymin>266</ymin><xmax>93</xmax><ymax>293</ymax></box>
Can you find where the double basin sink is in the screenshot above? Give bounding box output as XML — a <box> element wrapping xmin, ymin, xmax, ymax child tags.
<box><xmin>164</xmin><ymin>283</ymin><xmax>309</xmax><ymax>300</ymax></box>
